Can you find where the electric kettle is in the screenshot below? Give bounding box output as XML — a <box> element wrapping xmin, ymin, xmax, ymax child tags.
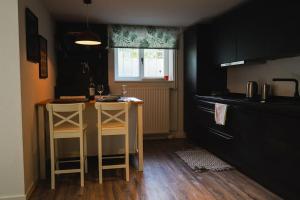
<box><xmin>246</xmin><ymin>81</ymin><xmax>258</xmax><ymax>98</ymax></box>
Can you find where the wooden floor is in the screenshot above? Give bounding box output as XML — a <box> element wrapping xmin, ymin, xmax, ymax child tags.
<box><xmin>30</xmin><ymin>139</ymin><xmax>282</xmax><ymax>200</ymax></box>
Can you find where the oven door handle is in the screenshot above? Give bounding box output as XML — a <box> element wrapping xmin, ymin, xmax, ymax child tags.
<box><xmin>208</xmin><ymin>127</ymin><xmax>233</xmax><ymax>140</ymax></box>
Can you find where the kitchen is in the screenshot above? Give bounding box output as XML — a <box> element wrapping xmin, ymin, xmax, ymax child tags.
<box><xmin>0</xmin><ymin>0</ymin><xmax>299</xmax><ymax>200</ymax></box>
<box><xmin>184</xmin><ymin>1</ymin><xmax>300</xmax><ymax>199</ymax></box>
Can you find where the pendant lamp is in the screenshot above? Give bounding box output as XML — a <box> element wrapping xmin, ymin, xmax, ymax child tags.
<box><xmin>75</xmin><ymin>0</ymin><xmax>101</xmax><ymax>46</ymax></box>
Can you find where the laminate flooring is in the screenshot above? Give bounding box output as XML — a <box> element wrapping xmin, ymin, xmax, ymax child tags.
<box><xmin>29</xmin><ymin>139</ymin><xmax>282</xmax><ymax>200</ymax></box>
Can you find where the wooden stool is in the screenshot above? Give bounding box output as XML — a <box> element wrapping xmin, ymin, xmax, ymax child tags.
<box><xmin>95</xmin><ymin>102</ymin><xmax>129</xmax><ymax>183</ymax></box>
<box><xmin>46</xmin><ymin>103</ymin><xmax>88</xmax><ymax>189</ymax></box>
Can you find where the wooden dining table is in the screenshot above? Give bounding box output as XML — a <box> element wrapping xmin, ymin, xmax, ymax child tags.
<box><xmin>36</xmin><ymin>97</ymin><xmax>144</xmax><ymax>179</ymax></box>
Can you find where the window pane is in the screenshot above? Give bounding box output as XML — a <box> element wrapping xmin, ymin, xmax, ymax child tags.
<box><xmin>117</xmin><ymin>48</ymin><xmax>139</xmax><ymax>78</ymax></box>
<box><xmin>144</xmin><ymin>49</ymin><xmax>164</xmax><ymax>78</ymax></box>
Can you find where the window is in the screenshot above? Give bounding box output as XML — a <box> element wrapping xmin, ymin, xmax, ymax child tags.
<box><xmin>115</xmin><ymin>48</ymin><xmax>174</xmax><ymax>81</ymax></box>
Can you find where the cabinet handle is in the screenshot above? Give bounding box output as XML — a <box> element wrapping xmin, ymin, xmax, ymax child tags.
<box><xmin>197</xmin><ymin>106</ymin><xmax>214</xmax><ymax>114</ymax></box>
<box><xmin>208</xmin><ymin>127</ymin><xmax>233</xmax><ymax>140</ymax></box>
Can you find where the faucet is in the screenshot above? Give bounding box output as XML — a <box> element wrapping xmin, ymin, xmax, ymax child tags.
<box><xmin>272</xmin><ymin>78</ymin><xmax>299</xmax><ymax>98</ymax></box>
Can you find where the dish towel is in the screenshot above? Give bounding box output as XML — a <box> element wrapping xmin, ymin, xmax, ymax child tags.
<box><xmin>214</xmin><ymin>103</ymin><xmax>228</xmax><ymax>125</ymax></box>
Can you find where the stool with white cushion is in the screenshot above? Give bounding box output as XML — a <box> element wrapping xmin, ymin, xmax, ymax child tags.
<box><xmin>46</xmin><ymin>103</ymin><xmax>88</xmax><ymax>189</ymax></box>
<box><xmin>95</xmin><ymin>102</ymin><xmax>129</xmax><ymax>183</ymax></box>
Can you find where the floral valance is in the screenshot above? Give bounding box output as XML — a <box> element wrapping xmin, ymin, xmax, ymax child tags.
<box><xmin>108</xmin><ymin>25</ymin><xmax>179</xmax><ymax>49</ymax></box>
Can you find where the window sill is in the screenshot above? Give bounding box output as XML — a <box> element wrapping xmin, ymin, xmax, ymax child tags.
<box><xmin>114</xmin><ymin>79</ymin><xmax>174</xmax><ymax>83</ymax></box>
<box><xmin>111</xmin><ymin>79</ymin><xmax>176</xmax><ymax>89</ymax></box>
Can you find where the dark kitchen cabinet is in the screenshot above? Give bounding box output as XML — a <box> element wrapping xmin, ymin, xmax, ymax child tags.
<box><xmin>268</xmin><ymin>1</ymin><xmax>300</xmax><ymax>59</ymax></box>
<box><xmin>261</xmin><ymin>113</ymin><xmax>300</xmax><ymax>199</ymax></box>
<box><xmin>184</xmin><ymin>25</ymin><xmax>227</xmax><ymax>96</ymax></box>
<box><xmin>212</xmin><ymin>1</ymin><xmax>270</xmax><ymax>64</ymax></box>
<box><xmin>184</xmin><ymin>26</ymin><xmax>198</xmax><ymax>96</ymax></box>
<box><xmin>184</xmin><ymin>25</ymin><xmax>226</xmax><ymax>140</ymax></box>
<box><xmin>212</xmin><ymin>11</ymin><xmax>238</xmax><ymax>65</ymax></box>
<box><xmin>230</xmin><ymin>106</ymin><xmax>267</xmax><ymax>178</ymax></box>
<box><xmin>231</xmin><ymin>106</ymin><xmax>300</xmax><ymax>200</ymax></box>
<box><xmin>235</xmin><ymin>1</ymin><xmax>270</xmax><ymax>61</ymax></box>
<box><xmin>212</xmin><ymin>0</ymin><xmax>300</xmax><ymax>66</ymax></box>
<box><xmin>183</xmin><ymin>26</ymin><xmax>199</xmax><ymax>139</ymax></box>
<box><xmin>192</xmin><ymin>96</ymin><xmax>300</xmax><ymax>200</ymax></box>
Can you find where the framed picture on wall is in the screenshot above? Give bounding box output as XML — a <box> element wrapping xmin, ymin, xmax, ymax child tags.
<box><xmin>39</xmin><ymin>36</ymin><xmax>48</xmax><ymax>79</ymax></box>
<box><xmin>25</xmin><ymin>8</ymin><xmax>39</xmax><ymax>63</ymax></box>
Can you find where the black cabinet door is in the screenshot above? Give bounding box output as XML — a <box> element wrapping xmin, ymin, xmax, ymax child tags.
<box><xmin>231</xmin><ymin>107</ymin><xmax>266</xmax><ymax>173</ymax></box>
<box><xmin>212</xmin><ymin>1</ymin><xmax>300</xmax><ymax>64</ymax></box>
<box><xmin>231</xmin><ymin>105</ymin><xmax>300</xmax><ymax>200</ymax></box>
<box><xmin>236</xmin><ymin>1</ymin><xmax>270</xmax><ymax>61</ymax></box>
<box><xmin>196</xmin><ymin>26</ymin><xmax>213</xmax><ymax>95</ymax></box>
<box><xmin>184</xmin><ymin>26</ymin><xmax>198</xmax><ymax>138</ymax></box>
<box><xmin>212</xmin><ymin>12</ymin><xmax>237</xmax><ymax>65</ymax></box>
<box><xmin>237</xmin><ymin>0</ymin><xmax>300</xmax><ymax>61</ymax></box>
<box><xmin>268</xmin><ymin>1</ymin><xmax>300</xmax><ymax>59</ymax></box>
<box><xmin>184</xmin><ymin>26</ymin><xmax>198</xmax><ymax>96</ymax></box>
<box><xmin>262</xmin><ymin>113</ymin><xmax>300</xmax><ymax>200</ymax></box>
<box><xmin>184</xmin><ymin>25</ymin><xmax>227</xmax><ymax>140</ymax></box>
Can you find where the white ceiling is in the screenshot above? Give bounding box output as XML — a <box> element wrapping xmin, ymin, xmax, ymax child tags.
<box><xmin>43</xmin><ymin>0</ymin><xmax>245</xmax><ymax>27</ymax></box>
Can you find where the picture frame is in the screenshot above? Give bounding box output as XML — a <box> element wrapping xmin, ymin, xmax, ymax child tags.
<box><xmin>25</xmin><ymin>8</ymin><xmax>39</xmax><ymax>62</ymax></box>
<box><xmin>39</xmin><ymin>36</ymin><xmax>48</xmax><ymax>79</ymax></box>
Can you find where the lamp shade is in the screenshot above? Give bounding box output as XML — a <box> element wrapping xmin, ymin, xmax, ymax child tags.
<box><xmin>75</xmin><ymin>31</ymin><xmax>101</xmax><ymax>45</ymax></box>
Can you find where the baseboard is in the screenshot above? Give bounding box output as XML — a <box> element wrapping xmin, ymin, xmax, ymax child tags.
<box><xmin>173</xmin><ymin>131</ymin><xmax>186</xmax><ymax>138</ymax></box>
<box><xmin>143</xmin><ymin>132</ymin><xmax>186</xmax><ymax>140</ymax></box>
<box><xmin>25</xmin><ymin>181</ymin><xmax>37</xmax><ymax>200</ymax></box>
<box><xmin>0</xmin><ymin>194</ymin><xmax>26</xmax><ymax>200</ymax></box>
<box><xmin>144</xmin><ymin>133</ymin><xmax>171</xmax><ymax>140</ymax></box>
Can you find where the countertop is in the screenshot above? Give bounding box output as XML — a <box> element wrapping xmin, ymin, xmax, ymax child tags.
<box><xmin>195</xmin><ymin>94</ymin><xmax>300</xmax><ymax>117</ymax></box>
<box><xmin>36</xmin><ymin>97</ymin><xmax>144</xmax><ymax>106</ymax></box>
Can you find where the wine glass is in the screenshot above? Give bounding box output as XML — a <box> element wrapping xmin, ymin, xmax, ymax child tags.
<box><xmin>122</xmin><ymin>85</ymin><xmax>127</xmax><ymax>97</ymax></box>
<box><xmin>97</xmin><ymin>84</ymin><xmax>105</xmax><ymax>98</ymax></box>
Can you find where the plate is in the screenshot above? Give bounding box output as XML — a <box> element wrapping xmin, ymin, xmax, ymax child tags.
<box><xmin>96</xmin><ymin>95</ymin><xmax>121</xmax><ymax>102</ymax></box>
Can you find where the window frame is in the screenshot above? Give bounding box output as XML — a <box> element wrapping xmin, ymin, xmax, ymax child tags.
<box><xmin>114</xmin><ymin>48</ymin><xmax>174</xmax><ymax>82</ymax></box>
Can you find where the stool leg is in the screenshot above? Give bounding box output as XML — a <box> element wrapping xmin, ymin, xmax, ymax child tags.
<box><xmin>125</xmin><ymin>133</ymin><xmax>129</xmax><ymax>182</ymax></box>
<box><xmin>98</xmin><ymin>132</ymin><xmax>102</xmax><ymax>184</ymax></box>
<box><xmin>55</xmin><ymin>140</ymin><xmax>59</xmax><ymax>170</ymax></box>
<box><xmin>50</xmin><ymin>137</ymin><xmax>55</xmax><ymax>189</ymax></box>
<box><xmin>80</xmin><ymin>135</ymin><xmax>84</xmax><ymax>187</ymax></box>
<box><xmin>84</xmin><ymin>132</ymin><xmax>88</xmax><ymax>173</ymax></box>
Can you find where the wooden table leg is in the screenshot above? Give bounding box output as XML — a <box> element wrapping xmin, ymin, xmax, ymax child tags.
<box><xmin>137</xmin><ymin>104</ymin><xmax>144</xmax><ymax>171</ymax></box>
<box><xmin>37</xmin><ymin>105</ymin><xmax>46</xmax><ymax>179</ymax></box>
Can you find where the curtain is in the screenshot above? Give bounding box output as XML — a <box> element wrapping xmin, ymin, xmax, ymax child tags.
<box><xmin>108</xmin><ymin>25</ymin><xmax>179</xmax><ymax>49</ymax></box>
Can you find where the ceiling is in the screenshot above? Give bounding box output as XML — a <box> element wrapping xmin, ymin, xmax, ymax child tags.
<box><xmin>43</xmin><ymin>0</ymin><xmax>245</xmax><ymax>27</ymax></box>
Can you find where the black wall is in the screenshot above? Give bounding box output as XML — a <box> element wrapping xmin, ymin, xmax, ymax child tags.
<box><xmin>55</xmin><ymin>22</ymin><xmax>108</xmax><ymax>98</ymax></box>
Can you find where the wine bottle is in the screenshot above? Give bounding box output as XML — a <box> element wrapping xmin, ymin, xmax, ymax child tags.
<box><xmin>88</xmin><ymin>77</ymin><xmax>95</xmax><ymax>100</ymax></box>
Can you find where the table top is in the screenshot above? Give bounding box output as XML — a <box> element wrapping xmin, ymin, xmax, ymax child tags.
<box><xmin>36</xmin><ymin>97</ymin><xmax>143</xmax><ymax>106</ymax></box>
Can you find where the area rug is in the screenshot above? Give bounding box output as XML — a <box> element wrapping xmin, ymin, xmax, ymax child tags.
<box><xmin>175</xmin><ymin>149</ymin><xmax>233</xmax><ymax>172</ymax></box>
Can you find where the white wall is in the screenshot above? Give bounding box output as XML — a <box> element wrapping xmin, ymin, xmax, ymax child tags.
<box><xmin>18</xmin><ymin>0</ymin><xmax>56</xmax><ymax>196</ymax></box>
<box><xmin>227</xmin><ymin>56</ymin><xmax>300</xmax><ymax>96</ymax></box>
<box><xmin>0</xmin><ymin>0</ymin><xmax>26</xmax><ymax>199</ymax></box>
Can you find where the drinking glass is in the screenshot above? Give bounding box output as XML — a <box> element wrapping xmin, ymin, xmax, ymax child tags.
<box><xmin>97</xmin><ymin>84</ymin><xmax>105</xmax><ymax>97</ymax></box>
<box><xmin>122</xmin><ymin>85</ymin><xmax>127</xmax><ymax>97</ymax></box>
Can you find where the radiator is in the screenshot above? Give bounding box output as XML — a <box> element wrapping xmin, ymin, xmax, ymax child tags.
<box><xmin>127</xmin><ymin>87</ymin><xmax>170</xmax><ymax>134</ymax></box>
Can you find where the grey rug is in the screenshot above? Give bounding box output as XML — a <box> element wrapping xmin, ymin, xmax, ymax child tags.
<box><xmin>175</xmin><ymin>149</ymin><xmax>233</xmax><ymax>172</ymax></box>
